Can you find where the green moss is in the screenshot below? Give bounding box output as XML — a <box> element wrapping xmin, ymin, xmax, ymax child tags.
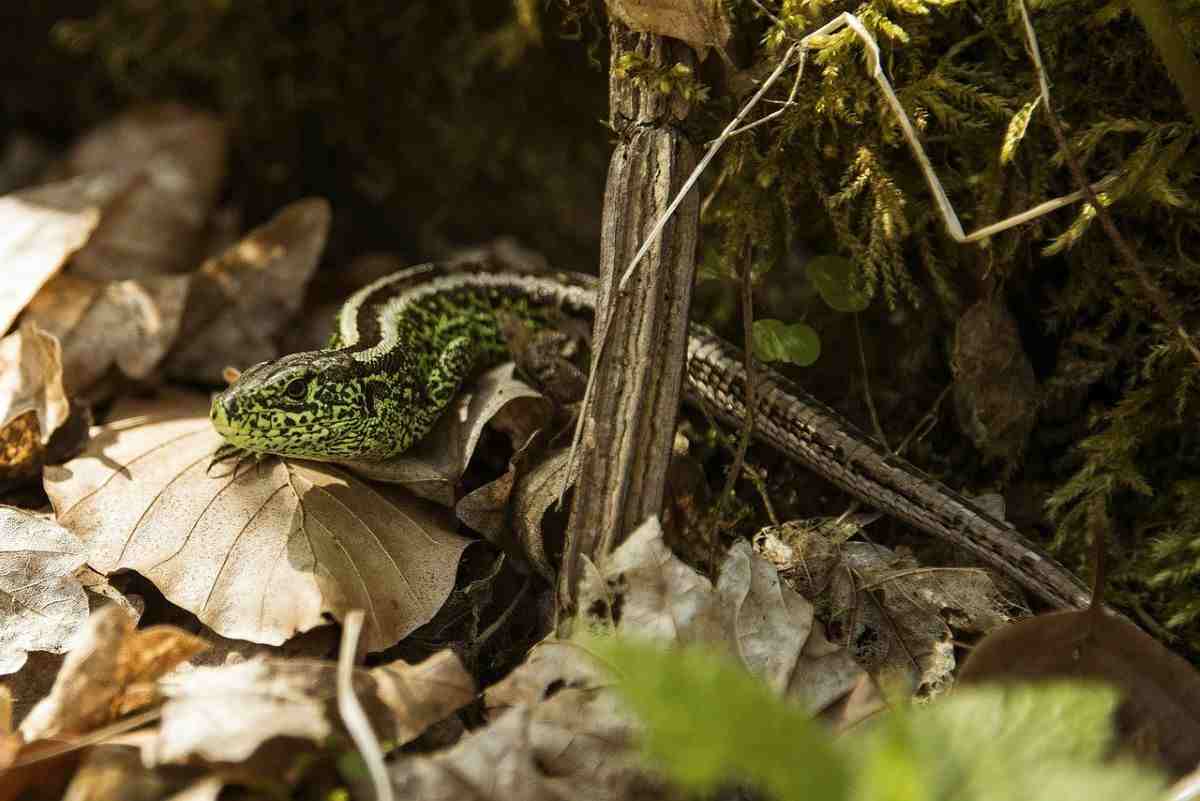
<box><xmin>698</xmin><ymin>0</ymin><xmax>1200</xmax><ymax>655</ymax></box>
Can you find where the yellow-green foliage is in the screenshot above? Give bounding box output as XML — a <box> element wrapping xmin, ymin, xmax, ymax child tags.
<box><xmin>702</xmin><ymin>0</ymin><xmax>1200</xmax><ymax>650</ymax></box>
<box><xmin>596</xmin><ymin>637</ymin><xmax>1165</xmax><ymax>801</ymax></box>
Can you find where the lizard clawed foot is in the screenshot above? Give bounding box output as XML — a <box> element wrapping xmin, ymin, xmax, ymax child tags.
<box><xmin>207</xmin><ymin>444</ymin><xmax>269</xmax><ymax>479</ymax></box>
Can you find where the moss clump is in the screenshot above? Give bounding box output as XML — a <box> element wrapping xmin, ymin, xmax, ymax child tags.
<box><xmin>695</xmin><ymin>0</ymin><xmax>1200</xmax><ymax>654</ymax></box>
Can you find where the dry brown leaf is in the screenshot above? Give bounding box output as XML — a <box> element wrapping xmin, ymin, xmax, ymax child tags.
<box><xmin>19</xmin><ymin>605</ymin><xmax>206</xmax><ymax>741</ymax></box>
<box><xmin>577</xmin><ymin>515</ymin><xmax>724</xmax><ymax>643</ymax></box>
<box><xmin>607</xmin><ymin>0</ymin><xmax>731</xmax><ymax>50</ymax></box>
<box><xmin>0</xmin><ymin>177</ymin><xmax>109</xmax><ymax>334</ymax></box>
<box><xmin>755</xmin><ymin>519</ymin><xmax>1014</xmax><ymax>698</ymax></box>
<box><xmin>345</xmin><ymin>363</ymin><xmax>550</xmax><ymax>507</ymax></box>
<box><xmin>577</xmin><ymin>517</ymin><xmax>867</xmax><ymax>712</ymax></box>
<box><xmin>510</xmin><ymin>447</ymin><xmax>575</xmax><ymax>581</ymax></box>
<box><xmin>484</xmin><ymin>638</ymin><xmax>610</xmax><ymax>715</ymax></box>
<box><xmin>24</xmin><ymin>273</ymin><xmax>189</xmax><ymax>396</ymax></box>
<box><xmin>165</xmin><ymin>198</ymin><xmax>331</xmax><ymax>384</ymax></box>
<box><xmin>164</xmin><ymin>777</ymin><xmax>225</xmax><ymax>801</ymax></box>
<box><xmin>390</xmin><ymin>695</ymin><xmax>653</xmax><ymax>801</ymax></box>
<box><xmin>147</xmin><ymin>650</ymin><xmax>474</xmax><ymax>766</ymax></box>
<box><xmin>718</xmin><ymin>539</ymin><xmax>815</xmax><ymax>694</ymax></box>
<box><xmin>44</xmin><ymin>396</ymin><xmax>471</xmax><ymax>651</ymax></box>
<box><xmin>0</xmin><ymin>321</ymin><xmax>68</xmax><ymax>445</ymax></box>
<box><xmin>0</xmin><ymin>507</ymin><xmax>88</xmax><ymax>675</ymax></box>
<box><xmin>46</xmin><ymin>104</ymin><xmax>227</xmax><ymax>282</ymax></box>
<box><xmin>455</xmin><ymin>431</ymin><xmax>541</xmax><ymax>548</ymax></box>
<box><xmin>59</xmin><ymin>744</ymin><xmax>177</xmax><ymax>801</ymax></box>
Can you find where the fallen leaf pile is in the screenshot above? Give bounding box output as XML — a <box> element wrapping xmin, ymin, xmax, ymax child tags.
<box><xmin>2</xmin><ymin>101</ymin><xmax>1199</xmax><ymax>801</ymax></box>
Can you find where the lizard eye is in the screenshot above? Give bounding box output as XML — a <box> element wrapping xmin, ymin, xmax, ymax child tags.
<box><xmin>284</xmin><ymin>378</ymin><xmax>308</xmax><ymax>400</ymax></box>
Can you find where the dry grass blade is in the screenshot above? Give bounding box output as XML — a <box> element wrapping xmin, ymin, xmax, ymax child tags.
<box><xmin>337</xmin><ymin>610</ymin><xmax>393</xmax><ymax>801</ymax></box>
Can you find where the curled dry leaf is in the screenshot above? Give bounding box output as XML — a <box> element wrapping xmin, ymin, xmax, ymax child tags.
<box><xmin>455</xmin><ymin>431</ymin><xmax>542</xmax><ymax>558</ymax></box>
<box><xmin>147</xmin><ymin>650</ymin><xmax>474</xmax><ymax>766</ymax></box>
<box><xmin>510</xmin><ymin>448</ymin><xmax>576</xmax><ymax>582</ymax></box>
<box><xmin>577</xmin><ymin>517</ymin><xmax>869</xmax><ymax>714</ymax></box>
<box><xmin>43</xmin><ymin>396</ymin><xmax>471</xmax><ymax>651</ymax></box>
<box><xmin>345</xmin><ymin>363</ymin><xmax>550</xmax><ymax>507</ymax></box>
<box><xmin>0</xmin><ymin>321</ymin><xmax>68</xmax><ymax>443</ymax></box>
<box><xmin>0</xmin><ymin>508</ymin><xmax>88</xmax><ymax>675</ymax></box>
<box><xmin>0</xmin><ymin>174</ymin><xmax>114</xmax><ymax>334</ymax></box>
<box><xmin>19</xmin><ymin>605</ymin><xmax>207</xmax><ymax>742</ymax></box>
<box><xmin>46</xmin><ymin>104</ymin><xmax>228</xmax><ymax>282</ymax></box>
<box><xmin>607</xmin><ymin>0</ymin><xmax>731</xmax><ymax>50</ymax></box>
<box><xmin>165</xmin><ymin>198</ymin><xmax>331</xmax><ymax>384</ymax></box>
<box><xmin>23</xmin><ymin>273</ymin><xmax>189</xmax><ymax>396</ymax></box>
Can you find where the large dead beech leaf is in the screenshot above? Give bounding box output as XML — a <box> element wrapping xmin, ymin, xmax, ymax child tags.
<box><xmin>19</xmin><ymin>605</ymin><xmax>207</xmax><ymax>741</ymax></box>
<box><xmin>43</xmin><ymin>401</ymin><xmax>471</xmax><ymax>650</ymax></box>
<box><xmin>46</xmin><ymin>104</ymin><xmax>228</xmax><ymax>282</ymax></box>
<box><xmin>165</xmin><ymin>198</ymin><xmax>331</xmax><ymax>384</ymax></box>
<box><xmin>24</xmin><ymin>273</ymin><xmax>189</xmax><ymax>395</ymax></box>
<box><xmin>0</xmin><ymin>508</ymin><xmax>88</xmax><ymax>674</ymax></box>
<box><xmin>346</xmin><ymin>363</ymin><xmax>550</xmax><ymax>507</ymax></box>
<box><xmin>577</xmin><ymin>517</ymin><xmax>869</xmax><ymax>714</ymax></box>
<box><xmin>147</xmin><ymin>650</ymin><xmax>474</xmax><ymax>765</ymax></box>
<box><xmin>607</xmin><ymin>0</ymin><xmax>731</xmax><ymax>50</ymax></box>
<box><xmin>0</xmin><ymin>321</ymin><xmax>67</xmax><ymax>442</ymax></box>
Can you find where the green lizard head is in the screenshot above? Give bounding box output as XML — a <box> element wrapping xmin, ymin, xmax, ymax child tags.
<box><xmin>211</xmin><ymin>350</ymin><xmax>386</xmax><ymax>460</ymax></box>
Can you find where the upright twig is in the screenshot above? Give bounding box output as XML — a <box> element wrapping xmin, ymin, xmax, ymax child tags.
<box><xmin>709</xmin><ymin>238</ymin><xmax>759</xmax><ymax>529</ymax></box>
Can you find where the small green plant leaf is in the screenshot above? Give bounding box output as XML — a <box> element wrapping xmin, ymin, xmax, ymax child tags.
<box><xmin>808</xmin><ymin>254</ymin><xmax>871</xmax><ymax>313</ymax></box>
<box><xmin>592</xmin><ymin>637</ymin><xmax>850</xmax><ymax>801</ymax></box>
<box><xmin>753</xmin><ymin>319</ymin><xmax>821</xmax><ymax>366</ymax></box>
<box><xmin>854</xmin><ymin>683</ymin><xmax>1167</xmax><ymax>801</ymax></box>
<box><xmin>591</xmin><ymin>637</ymin><xmax>1167</xmax><ymax>801</ymax></box>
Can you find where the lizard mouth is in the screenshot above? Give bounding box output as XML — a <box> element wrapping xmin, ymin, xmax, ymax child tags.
<box><xmin>210</xmin><ymin>391</ymin><xmax>257</xmax><ymax>451</ymax></box>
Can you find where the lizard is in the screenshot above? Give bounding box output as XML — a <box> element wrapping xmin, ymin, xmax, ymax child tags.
<box><xmin>210</xmin><ymin>259</ymin><xmax>1092</xmax><ymax>610</ymax></box>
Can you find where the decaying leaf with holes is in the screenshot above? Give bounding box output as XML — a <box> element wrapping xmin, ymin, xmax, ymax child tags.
<box><xmin>754</xmin><ymin>517</ymin><xmax>1017</xmax><ymax>697</ymax></box>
